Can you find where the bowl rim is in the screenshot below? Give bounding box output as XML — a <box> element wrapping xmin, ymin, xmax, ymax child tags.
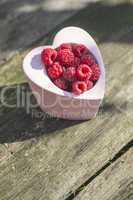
<box><xmin>23</xmin><ymin>27</ymin><xmax>105</xmax><ymax>100</ymax></box>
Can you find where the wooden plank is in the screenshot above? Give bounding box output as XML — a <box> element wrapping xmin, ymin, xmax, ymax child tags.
<box><xmin>1</xmin><ymin>0</ymin><xmax>133</xmax><ymax>86</ymax></box>
<box><xmin>0</xmin><ymin>0</ymin><xmax>73</xmax><ymax>63</ymax></box>
<box><xmin>0</xmin><ymin>0</ymin><xmax>95</xmax><ymax>65</ymax></box>
<box><xmin>74</xmin><ymin>148</ymin><xmax>133</xmax><ymax>200</ymax></box>
<box><xmin>0</xmin><ymin>144</ymin><xmax>9</xmax><ymax>164</ymax></box>
<box><xmin>0</xmin><ymin>1</ymin><xmax>133</xmax><ymax>200</ymax></box>
<box><xmin>0</xmin><ymin>58</ymin><xmax>132</xmax><ymax>200</ymax></box>
<box><xmin>0</xmin><ymin>107</ymin><xmax>132</xmax><ymax>200</ymax></box>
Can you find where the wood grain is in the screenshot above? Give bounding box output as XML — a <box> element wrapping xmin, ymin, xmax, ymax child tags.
<box><xmin>0</xmin><ymin>1</ymin><xmax>133</xmax><ymax>200</ymax></box>
<box><xmin>1</xmin><ymin>0</ymin><xmax>133</xmax><ymax>86</ymax></box>
<box><xmin>74</xmin><ymin>148</ymin><xmax>133</xmax><ymax>200</ymax></box>
<box><xmin>0</xmin><ymin>0</ymin><xmax>73</xmax><ymax>64</ymax></box>
<box><xmin>0</xmin><ymin>0</ymin><xmax>95</xmax><ymax>65</ymax></box>
<box><xmin>0</xmin><ymin>62</ymin><xmax>132</xmax><ymax>200</ymax></box>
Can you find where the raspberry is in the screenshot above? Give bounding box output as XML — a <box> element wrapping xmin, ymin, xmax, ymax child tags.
<box><xmin>41</xmin><ymin>48</ymin><xmax>57</xmax><ymax>67</ymax></box>
<box><xmin>85</xmin><ymin>79</ymin><xmax>93</xmax><ymax>90</ymax></box>
<box><xmin>63</xmin><ymin>67</ymin><xmax>76</xmax><ymax>81</ymax></box>
<box><xmin>76</xmin><ymin>64</ymin><xmax>92</xmax><ymax>81</ymax></box>
<box><xmin>72</xmin><ymin>81</ymin><xmax>87</xmax><ymax>95</ymax></box>
<box><xmin>90</xmin><ymin>64</ymin><xmax>100</xmax><ymax>81</ymax></box>
<box><xmin>42</xmin><ymin>43</ymin><xmax>98</xmax><ymax>95</ymax></box>
<box><xmin>54</xmin><ymin>79</ymin><xmax>67</xmax><ymax>90</ymax></box>
<box><xmin>73</xmin><ymin>56</ymin><xmax>80</xmax><ymax>67</ymax></box>
<box><xmin>48</xmin><ymin>63</ymin><xmax>63</xmax><ymax>79</ymax></box>
<box><xmin>58</xmin><ymin>49</ymin><xmax>75</xmax><ymax>67</ymax></box>
<box><xmin>81</xmin><ymin>54</ymin><xmax>95</xmax><ymax>66</ymax></box>
<box><xmin>59</xmin><ymin>43</ymin><xmax>72</xmax><ymax>51</ymax></box>
<box><xmin>73</xmin><ymin>44</ymin><xmax>88</xmax><ymax>57</ymax></box>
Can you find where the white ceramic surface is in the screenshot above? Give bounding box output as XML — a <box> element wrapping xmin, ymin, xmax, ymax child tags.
<box><xmin>23</xmin><ymin>26</ymin><xmax>105</xmax><ymax>120</ymax></box>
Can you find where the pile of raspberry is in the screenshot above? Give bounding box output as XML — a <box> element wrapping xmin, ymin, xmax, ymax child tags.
<box><xmin>41</xmin><ymin>43</ymin><xmax>100</xmax><ymax>95</ymax></box>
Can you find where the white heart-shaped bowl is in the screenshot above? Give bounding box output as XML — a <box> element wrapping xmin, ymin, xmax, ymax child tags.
<box><xmin>23</xmin><ymin>27</ymin><xmax>105</xmax><ymax>120</ymax></box>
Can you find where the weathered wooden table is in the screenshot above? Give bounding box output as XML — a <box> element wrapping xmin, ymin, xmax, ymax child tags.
<box><xmin>0</xmin><ymin>1</ymin><xmax>133</xmax><ymax>200</ymax></box>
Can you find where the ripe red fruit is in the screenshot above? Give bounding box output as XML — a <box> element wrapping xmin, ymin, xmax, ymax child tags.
<box><xmin>72</xmin><ymin>81</ymin><xmax>87</xmax><ymax>95</ymax></box>
<box><xmin>48</xmin><ymin>63</ymin><xmax>63</xmax><ymax>79</ymax></box>
<box><xmin>63</xmin><ymin>67</ymin><xmax>76</xmax><ymax>81</ymax></box>
<box><xmin>76</xmin><ymin>64</ymin><xmax>92</xmax><ymax>81</ymax></box>
<box><xmin>59</xmin><ymin>43</ymin><xmax>72</xmax><ymax>51</ymax></box>
<box><xmin>42</xmin><ymin>43</ymin><xmax>100</xmax><ymax>94</ymax></box>
<box><xmin>73</xmin><ymin>44</ymin><xmax>88</xmax><ymax>57</ymax></box>
<box><xmin>73</xmin><ymin>56</ymin><xmax>80</xmax><ymax>67</ymax></box>
<box><xmin>81</xmin><ymin>54</ymin><xmax>95</xmax><ymax>66</ymax></box>
<box><xmin>85</xmin><ymin>79</ymin><xmax>93</xmax><ymax>90</ymax></box>
<box><xmin>41</xmin><ymin>48</ymin><xmax>57</xmax><ymax>67</ymax></box>
<box><xmin>90</xmin><ymin>64</ymin><xmax>101</xmax><ymax>81</ymax></box>
<box><xmin>58</xmin><ymin>49</ymin><xmax>75</xmax><ymax>67</ymax></box>
<box><xmin>54</xmin><ymin>79</ymin><xmax>67</xmax><ymax>90</ymax></box>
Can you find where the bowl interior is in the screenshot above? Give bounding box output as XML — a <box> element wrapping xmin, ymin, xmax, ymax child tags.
<box><xmin>23</xmin><ymin>27</ymin><xmax>105</xmax><ymax>100</ymax></box>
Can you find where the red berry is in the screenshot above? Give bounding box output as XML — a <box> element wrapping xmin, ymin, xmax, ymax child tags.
<box><xmin>85</xmin><ymin>79</ymin><xmax>93</xmax><ymax>90</ymax></box>
<box><xmin>72</xmin><ymin>81</ymin><xmax>87</xmax><ymax>95</ymax></box>
<box><xmin>76</xmin><ymin>64</ymin><xmax>92</xmax><ymax>81</ymax></box>
<box><xmin>73</xmin><ymin>44</ymin><xmax>88</xmax><ymax>57</ymax></box>
<box><xmin>58</xmin><ymin>49</ymin><xmax>75</xmax><ymax>67</ymax></box>
<box><xmin>90</xmin><ymin>64</ymin><xmax>100</xmax><ymax>81</ymax></box>
<box><xmin>42</xmin><ymin>43</ymin><xmax>97</xmax><ymax>95</ymax></box>
<box><xmin>81</xmin><ymin>54</ymin><xmax>95</xmax><ymax>66</ymax></box>
<box><xmin>73</xmin><ymin>56</ymin><xmax>80</xmax><ymax>67</ymax></box>
<box><xmin>48</xmin><ymin>63</ymin><xmax>63</xmax><ymax>79</ymax></box>
<box><xmin>63</xmin><ymin>67</ymin><xmax>76</xmax><ymax>81</ymax></box>
<box><xmin>59</xmin><ymin>43</ymin><xmax>72</xmax><ymax>51</ymax></box>
<box><xmin>54</xmin><ymin>79</ymin><xmax>67</xmax><ymax>90</ymax></box>
<box><xmin>41</xmin><ymin>48</ymin><xmax>57</xmax><ymax>67</ymax></box>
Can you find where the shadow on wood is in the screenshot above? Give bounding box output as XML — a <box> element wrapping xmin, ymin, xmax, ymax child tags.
<box><xmin>1</xmin><ymin>1</ymin><xmax>133</xmax><ymax>64</ymax></box>
<box><xmin>0</xmin><ymin>83</ymin><xmax>123</xmax><ymax>143</ymax></box>
<box><xmin>0</xmin><ymin>83</ymin><xmax>85</xmax><ymax>143</ymax></box>
<box><xmin>56</xmin><ymin>1</ymin><xmax>133</xmax><ymax>44</ymax></box>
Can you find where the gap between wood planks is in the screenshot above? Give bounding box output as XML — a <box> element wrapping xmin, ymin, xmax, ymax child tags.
<box><xmin>65</xmin><ymin>139</ymin><xmax>133</xmax><ymax>200</ymax></box>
